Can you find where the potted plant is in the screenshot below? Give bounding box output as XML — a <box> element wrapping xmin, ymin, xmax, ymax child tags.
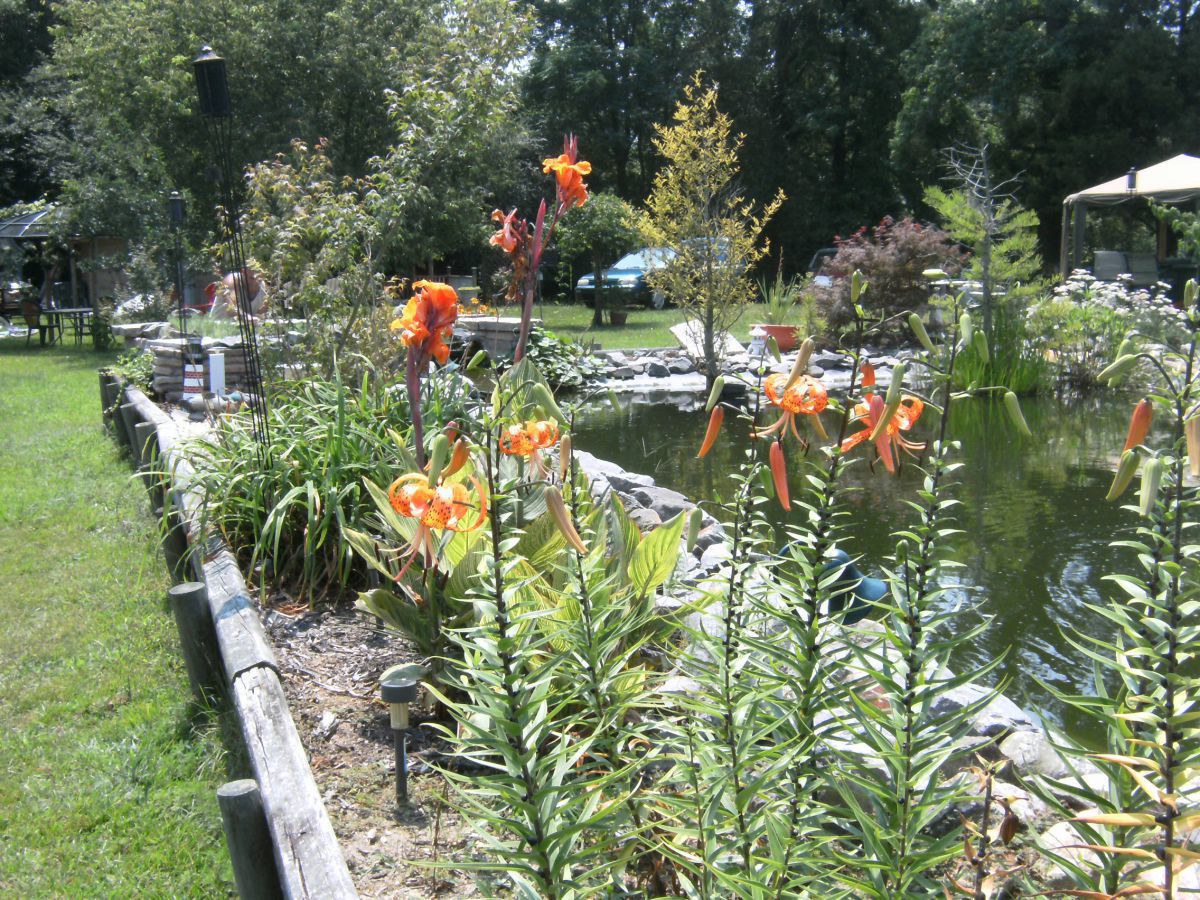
<box><xmin>753</xmin><ymin>271</ymin><xmax>802</xmax><ymax>351</ymax></box>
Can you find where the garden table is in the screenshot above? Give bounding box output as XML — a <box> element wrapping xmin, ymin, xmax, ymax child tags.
<box><xmin>43</xmin><ymin>307</ymin><xmax>94</xmax><ymax>345</ymax></box>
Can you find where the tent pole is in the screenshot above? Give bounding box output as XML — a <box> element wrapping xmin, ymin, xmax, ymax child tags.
<box><xmin>1072</xmin><ymin>202</ymin><xmax>1087</xmax><ymax>272</ymax></box>
<box><xmin>1060</xmin><ymin>201</ymin><xmax>1071</xmax><ymax>277</ymax></box>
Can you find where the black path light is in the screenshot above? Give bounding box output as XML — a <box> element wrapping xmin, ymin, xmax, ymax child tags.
<box><xmin>192</xmin><ymin>45</ymin><xmax>270</xmax><ymax>452</ymax></box>
<box><xmin>380</xmin><ymin>672</ymin><xmax>421</xmax><ymax>806</ymax></box>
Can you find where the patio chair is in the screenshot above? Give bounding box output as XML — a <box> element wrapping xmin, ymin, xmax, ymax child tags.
<box><xmin>1093</xmin><ymin>250</ymin><xmax>1126</xmax><ymax>281</ymax></box>
<box><xmin>21</xmin><ymin>300</ymin><xmax>61</xmax><ymax>347</ymax></box>
<box><xmin>1125</xmin><ymin>252</ymin><xmax>1160</xmax><ymax>287</ymax></box>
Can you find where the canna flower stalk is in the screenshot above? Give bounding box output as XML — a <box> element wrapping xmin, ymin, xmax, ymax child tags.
<box><xmin>490</xmin><ymin>135</ymin><xmax>590</xmax><ymax>363</ymax></box>
<box><xmin>390</xmin><ymin>280</ymin><xmax>459</xmax><ymax>467</ymax></box>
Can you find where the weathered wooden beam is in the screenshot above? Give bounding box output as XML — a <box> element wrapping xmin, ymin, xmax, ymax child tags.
<box><xmin>233</xmin><ymin>667</ymin><xmax>358</xmax><ymax>899</ymax></box>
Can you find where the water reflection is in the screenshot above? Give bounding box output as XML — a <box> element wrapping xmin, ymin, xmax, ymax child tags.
<box><xmin>574</xmin><ymin>390</ymin><xmax>1153</xmax><ymax>744</ymax></box>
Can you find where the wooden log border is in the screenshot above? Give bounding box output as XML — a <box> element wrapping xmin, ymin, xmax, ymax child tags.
<box><xmin>117</xmin><ymin>384</ymin><xmax>358</xmax><ymax>899</ymax></box>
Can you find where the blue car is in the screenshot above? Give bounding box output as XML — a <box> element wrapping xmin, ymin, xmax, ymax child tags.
<box><xmin>576</xmin><ymin>247</ymin><xmax>674</xmax><ymax>309</ymax></box>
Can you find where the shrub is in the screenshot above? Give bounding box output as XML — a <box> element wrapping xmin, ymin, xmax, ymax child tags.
<box><xmin>804</xmin><ymin>216</ymin><xmax>965</xmax><ymax>336</ymax></box>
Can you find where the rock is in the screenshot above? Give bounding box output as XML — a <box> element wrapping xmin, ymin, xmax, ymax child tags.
<box><xmin>628</xmin><ymin>506</ymin><xmax>663</xmax><ymax>531</ymax></box>
<box><xmin>929</xmin><ymin>682</ymin><xmax>1040</xmax><ymax>738</ymax></box>
<box><xmin>1035</xmin><ymin>818</ymin><xmax>1102</xmax><ymax>889</ymax></box>
<box><xmin>632</xmin><ymin>485</ymin><xmax>693</xmax><ymax>521</ymax></box>
<box><xmin>314</xmin><ymin>710</ymin><xmax>340</xmax><ymax>740</ymax></box>
<box><xmin>646</xmin><ymin>361</ymin><xmax>671</xmax><ymax>378</ymax></box>
<box><xmin>999</xmin><ymin>730</ymin><xmax>1098</xmax><ymax>787</ymax></box>
<box><xmin>607</xmin><ymin>366</ymin><xmax>636</xmax><ymax>380</ymax></box>
<box><xmin>692</xmin><ymin>522</ymin><xmax>726</xmax><ymax>554</ymax></box>
<box><xmin>700</xmin><ymin>541</ymin><xmax>732</xmax><ymax>570</ymax></box>
<box><xmin>807</xmin><ymin>364</ymin><xmax>824</xmax><ymax>378</ymax></box>
<box><xmin>608</xmin><ymin>471</ymin><xmax>655</xmax><ymax>492</ymax></box>
<box><xmin>660</xmin><ymin>674</ymin><xmax>702</xmax><ymax>697</ymax></box>
<box><xmin>991</xmin><ymin>780</ymin><xmax>1050</xmax><ymax>828</ymax></box>
<box><xmin>667</xmin><ymin>358</ymin><xmax>695</xmax><ymax>375</ymax></box>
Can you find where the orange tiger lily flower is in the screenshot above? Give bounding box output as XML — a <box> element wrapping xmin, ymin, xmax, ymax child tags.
<box><xmin>386</xmin><ymin>472</ymin><xmax>488</xmax><ymax>578</ymax></box>
<box><xmin>390</xmin><ymin>280</ymin><xmax>459</xmax><ymax>367</ymax></box>
<box><xmin>500</xmin><ymin>419</ymin><xmax>561</xmax><ymax>478</ymax></box>
<box><xmin>841</xmin><ymin>394</ymin><xmax>926</xmax><ymax>474</ymax></box>
<box><xmin>755</xmin><ymin>373</ymin><xmax>829</xmax><ymax>442</ymax></box>
<box><xmin>1123</xmin><ymin>398</ymin><xmax>1153</xmax><ymax>452</ymax></box>
<box><xmin>489</xmin><ymin>208</ymin><xmax>520</xmax><ymax>254</ymax></box>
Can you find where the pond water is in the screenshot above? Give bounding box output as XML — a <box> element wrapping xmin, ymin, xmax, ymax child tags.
<box><xmin>574</xmin><ymin>389</ymin><xmax>1159</xmax><ymax>745</ymax></box>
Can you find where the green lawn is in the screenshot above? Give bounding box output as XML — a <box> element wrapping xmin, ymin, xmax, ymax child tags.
<box><xmin>535</xmin><ymin>301</ymin><xmax>771</xmax><ymax>351</ymax></box>
<box><xmin>0</xmin><ymin>338</ymin><xmax>235</xmax><ymax>896</ymax></box>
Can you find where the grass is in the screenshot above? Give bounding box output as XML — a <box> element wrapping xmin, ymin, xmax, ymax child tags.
<box><xmin>534</xmin><ymin>300</ymin><xmax>780</xmax><ymax>351</ymax></box>
<box><xmin>0</xmin><ymin>336</ymin><xmax>236</xmax><ymax>896</ymax></box>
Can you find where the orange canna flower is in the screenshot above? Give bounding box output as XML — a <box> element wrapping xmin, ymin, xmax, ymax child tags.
<box><xmin>756</xmin><ymin>373</ymin><xmax>829</xmax><ymax>442</ymax></box>
<box><xmin>390</xmin><ymin>280</ymin><xmax>459</xmax><ymax>366</ymax></box>
<box><xmin>1122</xmin><ymin>398</ymin><xmax>1153</xmax><ymax>453</ymax></box>
<box><xmin>543</xmin><ymin>135</ymin><xmax>591</xmax><ymax>213</ymax></box>
<box><xmin>489</xmin><ymin>208</ymin><xmax>521</xmax><ymax>254</ymax></box>
<box><xmin>841</xmin><ymin>394</ymin><xmax>926</xmax><ymax>474</ymax></box>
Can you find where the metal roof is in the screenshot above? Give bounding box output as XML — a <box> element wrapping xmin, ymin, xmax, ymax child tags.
<box><xmin>0</xmin><ymin>208</ymin><xmax>55</xmax><ymax>239</ymax></box>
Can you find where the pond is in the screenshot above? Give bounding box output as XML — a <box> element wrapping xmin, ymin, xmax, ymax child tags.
<box><xmin>574</xmin><ymin>389</ymin><xmax>1160</xmax><ymax>746</ymax></box>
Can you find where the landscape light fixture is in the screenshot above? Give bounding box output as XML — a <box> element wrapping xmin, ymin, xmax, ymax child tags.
<box><xmin>191</xmin><ymin>44</ymin><xmax>270</xmax><ymax>453</ymax></box>
<box><xmin>380</xmin><ymin>674</ymin><xmax>420</xmax><ymax>806</ymax></box>
<box><xmin>1126</xmin><ymin>167</ymin><xmax>1137</xmax><ymax>192</ymax></box>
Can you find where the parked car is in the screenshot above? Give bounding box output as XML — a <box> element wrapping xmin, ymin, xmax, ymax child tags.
<box><xmin>576</xmin><ymin>247</ymin><xmax>674</xmax><ymax>309</ymax></box>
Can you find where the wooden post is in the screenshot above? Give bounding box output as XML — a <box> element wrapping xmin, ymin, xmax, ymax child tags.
<box><xmin>168</xmin><ymin>581</ymin><xmax>223</xmax><ymax>704</ymax></box>
<box><xmin>134</xmin><ymin>420</ymin><xmax>157</xmax><ymax>484</ymax></box>
<box><xmin>117</xmin><ymin>401</ymin><xmax>139</xmax><ymax>451</ymax></box>
<box><xmin>157</xmin><ymin>503</ymin><xmax>192</xmax><ymax>585</ymax></box>
<box><xmin>217</xmin><ymin>780</ymin><xmax>285</xmax><ymax>900</ymax></box>
<box><xmin>99</xmin><ymin>372</ymin><xmax>118</xmax><ymax>426</ymax></box>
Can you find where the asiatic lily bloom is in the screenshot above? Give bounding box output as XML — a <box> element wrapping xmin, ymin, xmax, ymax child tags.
<box><xmin>756</xmin><ymin>373</ymin><xmax>829</xmax><ymax>442</ymax></box>
<box><xmin>500</xmin><ymin>419</ymin><xmax>560</xmax><ymax>478</ymax></box>
<box><xmin>390</xmin><ymin>280</ymin><xmax>459</xmax><ymax>367</ymax></box>
<box><xmin>386</xmin><ymin>472</ymin><xmax>488</xmax><ymax>579</ymax></box>
<box><xmin>841</xmin><ymin>394</ymin><xmax>926</xmax><ymax>474</ymax></box>
<box><xmin>542</xmin><ymin>134</ymin><xmax>591</xmax><ymax>214</ymax></box>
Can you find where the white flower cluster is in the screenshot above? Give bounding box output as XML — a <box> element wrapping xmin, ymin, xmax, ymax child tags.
<box><xmin>1039</xmin><ymin>270</ymin><xmax>1189</xmax><ymax>337</ymax></box>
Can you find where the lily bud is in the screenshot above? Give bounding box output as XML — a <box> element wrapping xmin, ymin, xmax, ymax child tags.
<box><xmin>851</xmin><ymin>270</ymin><xmax>867</xmax><ymax>303</ymax></box>
<box><xmin>558</xmin><ymin>434</ymin><xmax>572</xmax><ymax>481</ymax></box>
<box><xmin>466</xmin><ymin>350</ymin><xmax>489</xmax><ymax>372</ymax></box>
<box><xmin>869</xmin><ymin>363</ymin><xmax>906</xmax><ymax>442</ymax></box>
<box><xmin>922</xmin><ymin>268</ymin><xmax>947</xmax><ymax>280</ymax></box>
<box><xmin>426</xmin><ymin>434</ymin><xmax>450</xmax><ymax>486</ymax></box>
<box><xmin>1187</xmin><ymin>279</ymin><xmax>1198</xmax><ymax>308</ymax></box>
<box><xmin>1122</xmin><ymin>399</ymin><xmax>1153</xmax><ymax>452</ymax></box>
<box><xmin>908</xmin><ymin>313</ymin><xmax>935</xmax><ymax>353</ymax></box>
<box><xmin>972</xmin><ymin>329</ymin><xmax>989</xmax><ymax>364</ymax></box>
<box><xmin>767</xmin><ymin>336</ymin><xmax>782</xmax><ymax>363</ymax></box>
<box><xmin>686</xmin><ymin>507</ymin><xmax>703</xmax><ymax>553</ymax></box>
<box><xmin>1139</xmin><ymin>456</ymin><xmax>1163</xmax><ymax>517</ymax></box>
<box><xmin>697</xmin><ymin>406</ymin><xmax>724</xmax><ymax>458</ymax></box>
<box><xmin>1098</xmin><ymin>354</ymin><xmax>1138</xmax><ymax>385</ymax></box>
<box><xmin>705</xmin><ymin>376</ymin><xmax>726</xmax><ymax>412</ymax></box>
<box><xmin>1003</xmin><ymin>391</ymin><xmax>1032</xmax><ymax>438</ymax></box>
<box><xmin>441</xmin><ymin>438</ymin><xmax>470</xmax><ymax>479</ymax></box>
<box><xmin>1106</xmin><ymin>449</ymin><xmax>1141</xmax><ymax>501</ymax></box>
<box><xmin>544</xmin><ymin>485</ymin><xmax>587</xmax><ymax>554</ymax></box>
<box><xmin>444</xmin><ymin>420</ymin><xmax>459</xmax><ymax>444</ymax></box>
<box><xmin>530</xmin><ymin>383</ymin><xmax>567</xmax><ymax>426</ymax></box>
<box><xmin>1187</xmin><ymin>418</ymin><xmax>1200</xmax><ymax>478</ymax></box>
<box><xmin>959</xmin><ymin>311</ymin><xmax>974</xmax><ymax>348</ymax></box>
<box><xmin>861</xmin><ymin>360</ymin><xmax>876</xmax><ymax>392</ymax></box>
<box><xmin>769</xmin><ymin>441</ymin><xmax>790</xmax><ymax>511</ymax></box>
<box><xmin>784</xmin><ymin>338</ymin><xmax>815</xmax><ymax>391</ymax></box>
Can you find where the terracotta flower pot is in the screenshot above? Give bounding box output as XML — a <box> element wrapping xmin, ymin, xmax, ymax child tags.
<box><xmin>755</xmin><ymin>323</ymin><xmax>799</xmax><ymax>352</ymax></box>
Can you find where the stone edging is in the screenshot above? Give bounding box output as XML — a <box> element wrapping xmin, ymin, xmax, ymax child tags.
<box><xmin>110</xmin><ymin>381</ymin><xmax>358</xmax><ymax>900</ymax></box>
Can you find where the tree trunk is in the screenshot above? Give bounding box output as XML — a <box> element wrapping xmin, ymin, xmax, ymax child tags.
<box><xmin>591</xmin><ymin>250</ymin><xmax>605</xmax><ymax>327</ymax></box>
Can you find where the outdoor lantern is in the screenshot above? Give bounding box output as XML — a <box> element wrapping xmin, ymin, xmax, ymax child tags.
<box><xmin>192</xmin><ymin>46</ymin><xmax>231</xmax><ymax>118</ymax></box>
<box><xmin>1126</xmin><ymin>167</ymin><xmax>1137</xmax><ymax>192</ymax></box>
<box><xmin>168</xmin><ymin>191</ymin><xmax>185</xmax><ymax>226</ymax></box>
<box><xmin>380</xmin><ymin>672</ymin><xmax>421</xmax><ymax>805</ymax></box>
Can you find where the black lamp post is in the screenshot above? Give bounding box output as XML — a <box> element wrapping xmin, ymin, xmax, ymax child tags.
<box><xmin>192</xmin><ymin>45</ymin><xmax>270</xmax><ymax>450</ymax></box>
<box><xmin>169</xmin><ymin>190</ymin><xmax>186</xmax><ymax>338</ymax></box>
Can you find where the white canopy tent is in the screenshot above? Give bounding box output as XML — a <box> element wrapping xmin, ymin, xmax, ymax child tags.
<box><xmin>1060</xmin><ymin>153</ymin><xmax>1200</xmax><ymax>275</ymax></box>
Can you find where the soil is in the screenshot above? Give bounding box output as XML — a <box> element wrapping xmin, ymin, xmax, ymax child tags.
<box><xmin>259</xmin><ymin>600</ymin><xmax>495</xmax><ymax>899</ymax></box>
